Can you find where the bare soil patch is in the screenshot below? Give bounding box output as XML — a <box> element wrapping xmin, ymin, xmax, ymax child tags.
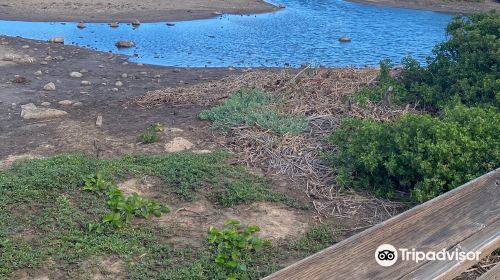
<box><xmin>157</xmin><ymin>199</ymin><xmax>311</xmax><ymax>247</ymax></box>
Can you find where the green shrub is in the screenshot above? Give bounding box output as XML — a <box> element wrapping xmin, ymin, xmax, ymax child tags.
<box><xmin>207</xmin><ymin>220</ymin><xmax>265</xmax><ymax>280</ymax></box>
<box><xmin>199</xmin><ymin>89</ymin><xmax>308</xmax><ymax>135</ymax></box>
<box><xmin>356</xmin><ymin>12</ymin><xmax>500</xmax><ymax>110</ymax></box>
<box><xmin>328</xmin><ymin>105</ymin><xmax>500</xmax><ymax>202</ymax></box>
<box><xmin>403</xmin><ymin>12</ymin><xmax>499</xmax><ymax>108</ymax></box>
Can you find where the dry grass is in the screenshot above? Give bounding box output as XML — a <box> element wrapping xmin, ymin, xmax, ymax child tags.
<box><xmin>454</xmin><ymin>250</ymin><xmax>500</xmax><ymax>280</ymax></box>
<box><xmin>135</xmin><ymin>68</ymin><xmax>413</xmax><ymax>225</ymax></box>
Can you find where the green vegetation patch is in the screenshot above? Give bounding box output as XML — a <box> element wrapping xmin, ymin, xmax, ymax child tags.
<box><xmin>328</xmin><ymin>105</ymin><xmax>500</xmax><ymax>202</ymax></box>
<box><xmin>199</xmin><ymin>89</ymin><xmax>308</xmax><ymax>135</ymax></box>
<box><xmin>0</xmin><ymin>152</ymin><xmax>307</xmax><ymax>279</ymax></box>
<box><xmin>138</xmin><ymin>123</ymin><xmax>164</xmax><ymax>144</ymax></box>
<box><xmin>355</xmin><ymin>11</ymin><xmax>500</xmax><ymax>110</ymax></box>
<box><xmin>127</xmin><ymin>222</ymin><xmax>340</xmax><ymax>280</ymax></box>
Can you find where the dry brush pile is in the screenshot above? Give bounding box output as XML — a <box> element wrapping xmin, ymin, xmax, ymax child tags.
<box><xmin>135</xmin><ymin>68</ymin><xmax>412</xmax><ymax>225</ymax></box>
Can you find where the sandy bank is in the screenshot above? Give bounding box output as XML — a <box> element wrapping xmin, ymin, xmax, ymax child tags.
<box><xmin>0</xmin><ymin>0</ymin><xmax>279</xmax><ymax>23</ymax></box>
<box><xmin>348</xmin><ymin>0</ymin><xmax>499</xmax><ymax>14</ymax></box>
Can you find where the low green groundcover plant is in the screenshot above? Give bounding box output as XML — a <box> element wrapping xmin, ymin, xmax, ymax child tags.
<box><xmin>199</xmin><ymin>89</ymin><xmax>308</xmax><ymax>135</ymax></box>
<box><xmin>328</xmin><ymin>105</ymin><xmax>500</xmax><ymax>202</ymax></box>
<box><xmin>207</xmin><ymin>220</ymin><xmax>266</xmax><ymax>280</ymax></box>
<box><xmin>83</xmin><ymin>173</ymin><xmax>170</xmax><ymax>233</ymax></box>
<box><xmin>355</xmin><ymin>11</ymin><xmax>500</xmax><ymax>110</ymax></box>
<box><xmin>0</xmin><ymin>152</ymin><xmax>312</xmax><ymax>279</ymax></box>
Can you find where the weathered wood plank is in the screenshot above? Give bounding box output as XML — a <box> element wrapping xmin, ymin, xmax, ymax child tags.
<box><xmin>477</xmin><ymin>262</ymin><xmax>500</xmax><ymax>280</ymax></box>
<box><xmin>401</xmin><ymin>218</ymin><xmax>500</xmax><ymax>280</ymax></box>
<box><xmin>264</xmin><ymin>169</ymin><xmax>500</xmax><ymax>280</ymax></box>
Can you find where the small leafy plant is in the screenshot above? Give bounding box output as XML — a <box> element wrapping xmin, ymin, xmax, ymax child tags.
<box><xmin>138</xmin><ymin>123</ymin><xmax>164</xmax><ymax>144</ymax></box>
<box><xmin>207</xmin><ymin>220</ymin><xmax>265</xmax><ymax>280</ymax></box>
<box><xmin>82</xmin><ymin>173</ymin><xmax>112</xmax><ymax>193</ymax></box>
<box><xmin>83</xmin><ymin>174</ymin><xmax>170</xmax><ymax>233</ymax></box>
<box><xmin>199</xmin><ymin>89</ymin><xmax>308</xmax><ymax>135</ymax></box>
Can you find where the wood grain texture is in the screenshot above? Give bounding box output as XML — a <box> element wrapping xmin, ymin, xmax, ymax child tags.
<box><xmin>478</xmin><ymin>262</ymin><xmax>500</xmax><ymax>280</ymax></box>
<box><xmin>264</xmin><ymin>168</ymin><xmax>500</xmax><ymax>280</ymax></box>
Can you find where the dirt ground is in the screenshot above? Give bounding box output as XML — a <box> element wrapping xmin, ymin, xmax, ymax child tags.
<box><xmin>0</xmin><ymin>35</ymin><xmax>244</xmax><ymax>160</ymax></box>
<box><xmin>0</xmin><ymin>0</ymin><xmax>279</xmax><ymax>22</ymax></box>
<box><xmin>348</xmin><ymin>0</ymin><xmax>499</xmax><ymax>14</ymax></box>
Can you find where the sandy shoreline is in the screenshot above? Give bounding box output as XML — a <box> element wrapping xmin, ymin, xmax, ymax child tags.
<box><xmin>347</xmin><ymin>0</ymin><xmax>498</xmax><ymax>14</ymax></box>
<box><xmin>0</xmin><ymin>0</ymin><xmax>498</xmax><ymax>23</ymax></box>
<box><xmin>0</xmin><ymin>0</ymin><xmax>279</xmax><ymax>23</ymax></box>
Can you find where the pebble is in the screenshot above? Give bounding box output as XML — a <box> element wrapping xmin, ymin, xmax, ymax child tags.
<box><xmin>13</xmin><ymin>75</ymin><xmax>28</xmax><ymax>84</ymax></box>
<box><xmin>34</xmin><ymin>70</ymin><xmax>42</xmax><ymax>76</ymax></box>
<box><xmin>40</xmin><ymin>61</ymin><xmax>48</xmax><ymax>65</ymax></box>
<box><xmin>80</xmin><ymin>69</ymin><xmax>89</xmax><ymax>73</ymax></box>
<box><xmin>154</xmin><ymin>75</ymin><xmax>161</xmax><ymax>78</ymax></box>
<box><xmin>131</xmin><ymin>19</ymin><xmax>141</xmax><ymax>26</ymax></box>
<box><xmin>58</xmin><ymin>100</ymin><xmax>73</xmax><ymax>106</ymax></box>
<box><xmin>70</xmin><ymin>72</ymin><xmax>83</xmax><ymax>78</ymax></box>
<box><xmin>43</xmin><ymin>82</ymin><xmax>56</xmax><ymax>91</ymax></box>
<box><xmin>121</xmin><ymin>73</ymin><xmax>128</xmax><ymax>78</ymax></box>
<box><xmin>115</xmin><ymin>81</ymin><xmax>123</xmax><ymax>87</ymax></box>
<box><xmin>109</xmin><ymin>22</ymin><xmax>119</xmax><ymax>28</ymax></box>
<box><xmin>96</xmin><ymin>115</ymin><xmax>103</xmax><ymax>127</ymax></box>
<box><xmin>40</xmin><ymin>102</ymin><xmax>51</xmax><ymax>106</ymax></box>
<box><xmin>112</xmin><ymin>88</ymin><xmax>119</xmax><ymax>92</ymax></box>
<box><xmin>81</xmin><ymin>80</ymin><xmax>91</xmax><ymax>86</ymax></box>
<box><xmin>21</xmin><ymin>45</ymin><xmax>29</xmax><ymax>49</ymax></box>
<box><xmin>72</xmin><ymin>102</ymin><xmax>83</xmax><ymax>107</ymax></box>
<box><xmin>77</xmin><ymin>21</ymin><xmax>86</xmax><ymax>29</ymax></box>
<box><xmin>44</xmin><ymin>56</ymin><xmax>52</xmax><ymax>61</ymax></box>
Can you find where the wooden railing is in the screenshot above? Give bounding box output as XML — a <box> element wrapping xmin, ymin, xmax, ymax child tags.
<box><xmin>264</xmin><ymin>168</ymin><xmax>500</xmax><ymax>280</ymax></box>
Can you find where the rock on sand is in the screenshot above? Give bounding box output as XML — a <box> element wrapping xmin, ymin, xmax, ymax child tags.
<box><xmin>43</xmin><ymin>82</ymin><xmax>56</xmax><ymax>91</ymax></box>
<box><xmin>49</xmin><ymin>37</ymin><xmax>64</xmax><ymax>44</ymax></box>
<box><xmin>20</xmin><ymin>103</ymin><xmax>67</xmax><ymax>120</ymax></box>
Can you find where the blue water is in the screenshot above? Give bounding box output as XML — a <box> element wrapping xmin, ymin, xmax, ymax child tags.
<box><xmin>0</xmin><ymin>0</ymin><xmax>452</xmax><ymax>67</ymax></box>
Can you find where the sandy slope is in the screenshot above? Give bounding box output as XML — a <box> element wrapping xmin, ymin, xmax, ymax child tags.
<box><xmin>348</xmin><ymin>0</ymin><xmax>499</xmax><ymax>14</ymax></box>
<box><xmin>0</xmin><ymin>0</ymin><xmax>279</xmax><ymax>22</ymax></box>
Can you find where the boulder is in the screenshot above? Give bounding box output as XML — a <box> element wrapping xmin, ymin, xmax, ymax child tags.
<box><xmin>20</xmin><ymin>103</ymin><xmax>67</xmax><ymax>120</ymax></box>
<box><xmin>115</xmin><ymin>41</ymin><xmax>135</xmax><ymax>48</ymax></box>
<box><xmin>109</xmin><ymin>22</ymin><xmax>119</xmax><ymax>28</ymax></box>
<box><xmin>77</xmin><ymin>21</ymin><xmax>86</xmax><ymax>29</ymax></box>
<box><xmin>339</xmin><ymin>36</ymin><xmax>351</xmax><ymax>43</ymax></box>
<box><xmin>131</xmin><ymin>19</ymin><xmax>141</xmax><ymax>26</ymax></box>
<box><xmin>49</xmin><ymin>37</ymin><xmax>64</xmax><ymax>44</ymax></box>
